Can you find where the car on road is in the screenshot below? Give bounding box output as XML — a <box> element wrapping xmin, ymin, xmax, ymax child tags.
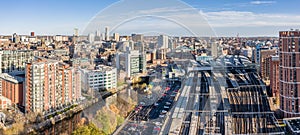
<box><xmin>128</xmin><ymin>127</ymin><xmax>136</xmax><ymax>131</ymax></box>
<box><xmin>134</xmin><ymin>108</ymin><xmax>139</xmax><ymax>112</ymax></box>
<box><xmin>154</xmin><ymin>122</ymin><xmax>163</xmax><ymax>126</ymax></box>
<box><xmin>158</xmin><ymin>98</ymin><xmax>163</xmax><ymax>102</ymax></box>
<box><xmin>152</xmin><ymin>126</ymin><xmax>161</xmax><ymax>134</ymax></box>
<box><xmin>164</xmin><ymin>106</ymin><xmax>170</xmax><ymax>109</ymax></box>
<box><xmin>159</xmin><ymin>115</ymin><xmax>165</xmax><ymax>118</ymax></box>
<box><xmin>154</xmin><ymin>102</ymin><xmax>159</xmax><ymax>106</ymax></box>
<box><xmin>166</xmin><ymin>102</ymin><xmax>171</xmax><ymax>105</ymax></box>
<box><xmin>161</xmin><ymin>110</ymin><xmax>167</xmax><ymax>113</ymax></box>
<box><xmin>154</xmin><ymin>126</ymin><xmax>161</xmax><ymax>131</ymax></box>
<box><xmin>170</xmin><ymin>93</ymin><xmax>176</xmax><ymax>97</ymax></box>
<box><xmin>134</xmin><ymin>105</ymin><xmax>143</xmax><ymax>112</ymax></box>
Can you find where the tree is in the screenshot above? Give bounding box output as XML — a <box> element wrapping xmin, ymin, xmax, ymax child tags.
<box><xmin>116</xmin><ymin>115</ymin><xmax>124</xmax><ymax>126</ymax></box>
<box><xmin>3</xmin><ymin>120</ymin><xmax>25</xmax><ymax>135</ymax></box>
<box><xmin>35</xmin><ymin>112</ymin><xmax>44</xmax><ymax>123</ymax></box>
<box><xmin>26</xmin><ymin>111</ymin><xmax>39</xmax><ymax>124</ymax></box>
<box><xmin>141</xmin><ymin>83</ymin><xmax>147</xmax><ymax>90</ymax></box>
<box><xmin>95</xmin><ymin>108</ymin><xmax>117</xmax><ymax>134</ymax></box>
<box><xmin>148</xmin><ymin>84</ymin><xmax>153</xmax><ymax>90</ymax></box>
<box><xmin>72</xmin><ymin>123</ymin><xmax>104</xmax><ymax>135</ymax></box>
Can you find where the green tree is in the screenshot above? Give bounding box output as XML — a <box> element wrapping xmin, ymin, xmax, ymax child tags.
<box><xmin>95</xmin><ymin>108</ymin><xmax>117</xmax><ymax>134</ymax></box>
<box><xmin>72</xmin><ymin>123</ymin><xmax>104</xmax><ymax>135</ymax></box>
<box><xmin>116</xmin><ymin>115</ymin><xmax>124</xmax><ymax>126</ymax></box>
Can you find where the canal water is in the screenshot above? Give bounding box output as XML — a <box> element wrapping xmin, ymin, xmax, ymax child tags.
<box><xmin>39</xmin><ymin>98</ymin><xmax>107</xmax><ymax>135</ymax></box>
<box><xmin>39</xmin><ymin>112</ymin><xmax>82</xmax><ymax>135</ymax></box>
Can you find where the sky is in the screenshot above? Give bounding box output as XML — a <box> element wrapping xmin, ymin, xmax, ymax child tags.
<box><xmin>1</xmin><ymin>0</ymin><xmax>300</xmax><ymax>37</ymax></box>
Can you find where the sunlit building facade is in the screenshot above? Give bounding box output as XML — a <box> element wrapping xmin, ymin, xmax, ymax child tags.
<box><xmin>25</xmin><ymin>57</ymin><xmax>81</xmax><ymax>114</ymax></box>
<box><xmin>279</xmin><ymin>30</ymin><xmax>300</xmax><ymax>118</ymax></box>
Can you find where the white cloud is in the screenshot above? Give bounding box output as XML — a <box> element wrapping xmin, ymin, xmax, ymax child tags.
<box><xmin>223</xmin><ymin>1</ymin><xmax>276</xmax><ymax>8</ymax></box>
<box><xmin>83</xmin><ymin>0</ymin><xmax>297</xmax><ymax>37</ymax></box>
<box><xmin>85</xmin><ymin>5</ymin><xmax>215</xmax><ymax>36</ymax></box>
<box><xmin>137</xmin><ymin>7</ymin><xmax>195</xmax><ymax>15</ymax></box>
<box><xmin>202</xmin><ymin>11</ymin><xmax>300</xmax><ymax>27</ymax></box>
<box><xmin>250</xmin><ymin>1</ymin><xmax>276</xmax><ymax>5</ymax></box>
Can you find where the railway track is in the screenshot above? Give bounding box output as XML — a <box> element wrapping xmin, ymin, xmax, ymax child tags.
<box><xmin>169</xmin><ymin>58</ymin><xmax>284</xmax><ymax>135</ymax></box>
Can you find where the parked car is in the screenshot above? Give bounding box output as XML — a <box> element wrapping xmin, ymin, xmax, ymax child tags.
<box><xmin>164</xmin><ymin>106</ymin><xmax>170</xmax><ymax>109</ymax></box>
<box><xmin>166</xmin><ymin>102</ymin><xmax>171</xmax><ymax>105</ymax></box>
<box><xmin>159</xmin><ymin>115</ymin><xmax>165</xmax><ymax>118</ymax></box>
<box><xmin>161</xmin><ymin>110</ymin><xmax>167</xmax><ymax>113</ymax></box>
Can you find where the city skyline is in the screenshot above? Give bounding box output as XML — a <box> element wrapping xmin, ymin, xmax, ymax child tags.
<box><xmin>1</xmin><ymin>0</ymin><xmax>299</xmax><ymax>37</ymax></box>
<box><xmin>2</xmin><ymin>1</ymin><xmax>300</xmax><ymax>134</ymax></box>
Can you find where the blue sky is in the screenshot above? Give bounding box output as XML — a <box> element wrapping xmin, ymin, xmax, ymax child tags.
<box><xmin>1</xmin><ymin>0</ymin><xmax>300</xmax><ymax>36</ymax></box>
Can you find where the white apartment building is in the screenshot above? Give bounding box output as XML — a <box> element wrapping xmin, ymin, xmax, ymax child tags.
<box><xmin>0</xmin><ymin>50</ymin><xmax>39</xmax><ymax>73</ymax></box>
<box><xmin>83</xmin><ymin>65</ymin><xmax>117</xmax><ymax>91</ymax></box>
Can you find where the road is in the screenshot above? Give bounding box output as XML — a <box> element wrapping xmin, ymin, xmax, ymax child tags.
<box><xmin>118</xmin><ymin>81</ymin><xmax>181</xmax><ymax>135</ymax></box>
<box><xmin>117</xmin><ymin>63</ymin><xmax>182</xmax><ymax>135</ymax></box>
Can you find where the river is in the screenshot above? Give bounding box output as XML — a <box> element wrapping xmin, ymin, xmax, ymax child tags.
<box><xmin>38</xmin><ymin>96</ymin><xmax>108</xmax><ymax>135</ymax></box>
<box><xmin>39</xmin><ymin>112</ymin><xmax>82</xmax><ymax>135</ymax></box>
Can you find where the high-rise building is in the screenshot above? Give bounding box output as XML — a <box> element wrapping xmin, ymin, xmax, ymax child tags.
<box><xmin>88</xmin><ymin>33</ymin><xmax>95</xmax><ymax>43</ymax></box>
<box><xmin>254</xmin><ymin>44</ymin><xmax>269</xmax><ymax>64</ymax></box>
<box><xmin>72</xmin><ymin>30</ymin><xmax>78</xmax><ymax>43</ymax></box>
<box><xmin>96</xmin><ymin>29</ymin><xmax>101</xmax><ymax>37</ymax></box>
<box><xmin>12</xmin><ymin>33</ymin><xmax>20</xmax><ymax>43</ymax></box>
<box><xmin>73</xmin><ymin>28</ymin><xmax>79</xmax><ymax>37</ymax></box>
<box><xmin>30</xmin><ymin>32</ymin><xmax>35</xmax><ymax>37</ymax></box>
<box><xmin>116</xmin><ymin>47</ymin><xmax>146</xmax><ymax>78</ymax></box>
<box><xmin>168</xmin><ymin>37</ymin><xmax>175</xmax><ymax>50</ymax></box>
<box><xmin>94</xmin><ymin>30</ymin><xmax>101</xmax><ymax>41</ymax></box>
<box><xmin>156</xmin><ymin>49</ymin><xmax>167</xmax><ymax>60</ymax></box>
<box><xmin>126</xmin><ymin>49</ymin><xmax>146</xmax><ymax>78</ymax></box>
<box><xmin>105</xmin><ymin>27</ymin><xmax>110</xmax><ymax>41</ymax></box>
<box><xmin>132</xmin><ymin>34</ymin><xmax>143</xmax><ymax>42</ymax></box>
<box><xmin>211</xmin><ymin>42</ymin><xmax>218</xmax><ymax>58</ymax></box>
<box><xmin>0</xmin><ymin>50</ymin><xmax>39</xmax><ymax>73</ymax></box>
<box><xmin>145</xmin><ymin>50</ymin><xmax>157</xmax><ymax>64</ymax></box>
<box><xmin>260</xmin><ymin>49</ymin><xmax>277</xmax><ymax>83</ymax></box>
<box><xmin>113</xmin><ymin>33</ymin><xmax>120</xmax><ymax>42</ymax></box>
<box><xmin>25</xmin><ymin>57</ymin><xmax>81</xmax><ymax>114</ymax></box>
<box><xmin>279</xmin><ymin>30</ymin><xmax>300</xmax><ymax>118</ymax></box>
<box><xmin>269</xmin><ymin>55</ymin><xmax>279</xmax><ymax>98</ymax></box>
<box><xmin>158</xmin><ymin>35</ymin><xmax>169</xmax><ymax>49</ymax></box>
<box><xmin>101</xmin><ymin>33</ymin><xmax>105</xmax><ymax>41</ymax></box>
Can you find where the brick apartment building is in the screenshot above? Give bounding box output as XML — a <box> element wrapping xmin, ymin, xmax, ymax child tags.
<box><xmin>279</xmin><ymin>30</ymin><xmax>300</xmax><ymax>118</ymax></box>
<box><xmin>25</xmin><ymin>57</ymin><xmax>81</xmax><ymax>114</ymax></box>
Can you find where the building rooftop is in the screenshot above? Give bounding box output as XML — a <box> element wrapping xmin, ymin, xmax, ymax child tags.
<box><xmin>95</xmin><ymin>65</ymin><xmax>116</xmax><ymax>71</ymax></box>
<box><xmin>0</xmin><ymin>73</ymin><xmax>25</xmax><ymax>83</ymax></box>
<box><xmin>215</xmin><ymin>55</ymin><xmax>252</xmax><ymax>67</ymax></box>
<box><xmin>0</xmin><ymin>95</ymin><xmax>11</xmax><ymax>102</ymax></box>
<box><xmin>284</xmin><ymin>117</ymin><xmax>300</xmax><ymax>133</ymax></box>
<box><xmin>0</xmin><ymin>49</ymin><xmax>36</xmax><ymax>54</ymax></box>
<box><xmin>81</xmin><ymin>65</ymin><xmax>116</xmax><ymax>73</ymax></box>
<box><xmin>271</xmin><ymin>55</ymin><xmax>279</xmax><ymax>61</ymax></box>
